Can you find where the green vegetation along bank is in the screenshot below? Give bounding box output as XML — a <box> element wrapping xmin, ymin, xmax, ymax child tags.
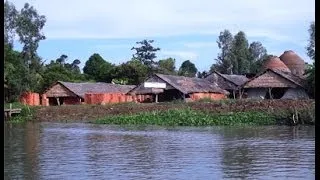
<box><xmin>6</xmin><ymin>99</ymin><xmax>315</xmax><ymax>126</ymax></box>
<box><xmin>94</xmin><ymin>107</ymin><xmax>314</xmax><ymax>126</ymax></box>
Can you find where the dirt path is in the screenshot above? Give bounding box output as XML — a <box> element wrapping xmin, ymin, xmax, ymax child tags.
<box><xmin>33</xmin><ymin>99</ymin><xmax>314</xmax><ymax>122</ymax></box>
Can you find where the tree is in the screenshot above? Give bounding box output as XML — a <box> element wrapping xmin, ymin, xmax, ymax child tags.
<box><xmin>4</xmin><ymin>1</ymin><xmax>47</xmax><ymax>96</ymax></box>
<box><xmin>178</xmin><ymin>60</ymin><xmax>198</xmax><ymax>77</ymax></box>
<box><xmin>112</xmin><ymin>58</ymin><xmax>148</xmax><ymax>85</ymax></box>
<box><xmin>131</xmin><ymin>39</ymin><xmax>161</xmax><ymax>74</ymax></box>
<box><xmin>211</xmin><ymin>30</ymin><xmax>234</xmax><ymax>74</ymax></box>
<box><xmin>230</xmin><ymin>31</ymin><xmax>250</xmax><ymax>74</ymax></box>
<box><xmin>305</xmin><ymin>21</ymin><xmax>315</xmax><ymax>98</ymax></box>
<box><xmin>248</xmin><ymin>41</ymin><xmax>268</xmax><ymax>73</ymax></box>
<box><xmin>306</xmin><ymin>21</ymin><xmax>315</xmax><ymax>61</ymax></box>
<box><xmin>158</xmin><ymin>58</ymin><xmax>176</xmax><ymax>75</ymax></box>
<box><xmin>41</xmin><ymin>57</ymin><xmax>86</xmax><ymax>91</ymax></box>
<box><xmin>4</xmin><ymin>44</ymin><xmax>29</xmax><ymax>101</ymax></box>
<box><xmin>16</xmin><ymin>3</ymin><xmax>46</xmax><ymax>64</ymax></box>
<box><xmin>71</xmin><ymin>59</ymin><xmax>81</xmax><ymax>73</ymax></box>
<box><xmin>83</xmin><ymin>53</ymin><xmax>114</xmax><ymax>82</ymax></box>
<box><xmin>56</xmin><ymin>54</ymin><xmax>68</xmax><ymax>65</ymax></box>
<box><xmin>4</xmin><ymin>1</ymin><xmax>18</xmax><ymax>48</ymax></box>
<box><xmin>197</xmin><ymin>71</ymin><xmax>208</xmax><ymax>78</ymax></box>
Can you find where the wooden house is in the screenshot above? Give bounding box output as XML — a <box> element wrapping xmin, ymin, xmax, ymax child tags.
<box><xmin>42</xmin><ymin>81</ymin><xmax>135</xmax><ymax>106</ymax></box>
<box><xmin>204</xmin><ymin>70</ymin><xmax>249</xmax><ymax>99</ymax></box>
<box><xmin>127</xmin><ymin>73</ymin><xmax>229</xmax><ymax>102</ymax></box>
<box><xmin>241</xmin><ymin>68</ymin><xmax>308</xmax><ymax>99</ymax></box>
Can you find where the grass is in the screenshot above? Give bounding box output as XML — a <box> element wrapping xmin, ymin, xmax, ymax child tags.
<box><xmin>95</xmin><ymin>108</ymin><xmax>279</xmax><ymax>126</ymax></box>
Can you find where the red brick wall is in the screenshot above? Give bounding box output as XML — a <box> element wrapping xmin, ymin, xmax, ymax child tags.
<box><xmin>190</xmin><ymin>92</ymin><xmax>226</xmax><ymax>101</ymax></box>
<box><xmin>20</xmin><ymin>92</ymin><xmax>41</xmax><ymax>106</ymax></box>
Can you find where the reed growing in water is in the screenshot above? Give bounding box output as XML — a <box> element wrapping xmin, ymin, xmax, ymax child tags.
<box><xmin>95</xmin><ymin>108</ymin><xmax>278</xmax><ymax>126</ymax></box>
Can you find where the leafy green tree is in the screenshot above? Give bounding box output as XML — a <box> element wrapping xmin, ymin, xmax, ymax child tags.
<box><xmin>158</xmin><ymin>57</ymin><xmax>176</xmax><ymax>75</ymax></box>
<box><xmin>248</xmin><ymin>41</ymin><xmax>268</xmax><ymax>74</ymax></box>
<box><xmin>113</xmin><ymin>58</ymin><xmax>148</xmax><ymax>85</ymax></box>
<box><xmin>305</xmin><ymin>21</ymin><xmax>315</xmax><ymax>98</ymax></box>
<box><xmin>210</xmin><ymin>30</ymin><xmax>234</xmax><ymax>74</ymax></box>
<box><xmin>83</xmin><ymin>53</ymin><xmax>114</xmax><ymax>82</ymax></box>
<box><xmin>178</xmin><ymin>60</ymin><xmax>198</xmax><ymax>77</ymax></box>
<box><xmin>4</xmin><ymin>1</ymin><xmax>46</xmax><ymax>97</ymax></box>
<box><xmin>56</xmin><ymin>54</ymin><xmax>68</xmax><ymax>65</ymax></box>
<box><xmin>197</xmin><ymin>71</ymin><xmax>208</xmax><ymax>78</ymax></box>
<box><xmin>230</xmin><ymin>31</ymin><xmax>250</xmax><ymax>74</ymax></box>
<box><xmin>4</xmin><ymin>45</ymin><xmax>29</xmax><ymax>101</ymax></box>
<box><xmin>4</xmin><ymin>1</ymin><xmax>18</xmax><ymax>47</ymax></box>
<box><xmin>131</xmin><ymin>39</ymin><xmax>161</xmax><ymax>74</ymax></box>
<box><xmin>306</xmin><ymin>21</ymin><xmax>315</xmax><ymax>61</ymax></box>
<box><xmin>16</xmin><ymin>3</ymin><xmax>46</xmax><ymax>66</ymax></box>
<box><xmin>41</xmin><ymin>57</ymin><xmax>86</xmax><ymax>91</ymax></box>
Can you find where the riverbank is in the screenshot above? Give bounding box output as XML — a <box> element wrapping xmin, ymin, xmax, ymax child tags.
<box><xmin>24</xmin><ymin>99</ymin><xmax>314</xmax><ymax>126</ymax></box>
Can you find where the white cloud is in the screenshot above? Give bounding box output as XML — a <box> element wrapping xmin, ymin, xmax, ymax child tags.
<box><xmin>161</xmin><ymin>50</ymin><xmax>198</xmax><ymax>60</ymax></box>
<box><xmin>9</xmin><ymin>0</ymin><xmax>314</xmax><ymax>43</ymax></box>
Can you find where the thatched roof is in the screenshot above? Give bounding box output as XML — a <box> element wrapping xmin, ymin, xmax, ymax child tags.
<box><xmin>242</xmin><ymin>69</ymin><xmax>305</xmax><ymax>89</ymax></box>
<box><xmin>129</xmin><ymin>74</ymin><xmax>229</xmax><ymax>95</ymax></box>
<box><xmin>263</xmin><ymin>56</ymin><xmax>291</xmax><ymax>73</ymax></box>
<box><xmin>279</xmin><ymin>50</ymin><xmax>305</xmax><ymax>76</ymax></box>
<box><xmin>46</xmin><ymin>81</ymin><xmax>136</xmax><ymax>98</ymax></box>
<box><xmin>205</xmin><ymin>71</ymin><xmax>249</xmax><ymax>90</ymax></box>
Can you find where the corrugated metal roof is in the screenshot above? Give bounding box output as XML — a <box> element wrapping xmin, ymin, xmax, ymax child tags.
<box><xmin>58</xmin><ymin>81</ymin><xmax>136</xmax><ymax>98</ymax></box>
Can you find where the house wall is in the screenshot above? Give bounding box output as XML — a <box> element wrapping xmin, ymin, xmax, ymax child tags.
<box><xmin>20</xmin><ymin>92</ymin><xmax>40</xmax><ymax>106</ymax></box>
<box><xmin>245</xmin><ymin>71</ymin><xmax>298</xmax><ymax>88</ymax></box>
<box><xmin>41</xmin><ymin>94</ymin><xmax>49</xmax><ymax>106</ymax></box>
<box><xmin>84</xmin><ymin>93</ymin><xmax>153</xmax><ymax>104</ymax></box>
<box><xmin>281</xmin><ymin>88</ymin><xmax>309</xmax><ymax>99</ymax></box>
<box><xmin>45</xmin><ymin>83</ymin><xmax>77</xmax><ymax>97</ymax></box>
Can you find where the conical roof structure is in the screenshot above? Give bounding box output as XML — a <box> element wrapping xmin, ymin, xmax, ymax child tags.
<box><xmin>279</xmin><ymin>50</ymin><xmax>305</xmax><ymax>76</ymax></box>
<box><xmin>263</xmin><ymin>56</ymin><xmax>291</xmax><ymax>73</ymax></box>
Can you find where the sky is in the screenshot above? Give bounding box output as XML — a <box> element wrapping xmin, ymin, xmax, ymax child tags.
<box><xmin>11</xmin><ymin>0</ymin><xmax>315</xmax><ymax>72</ymax></box>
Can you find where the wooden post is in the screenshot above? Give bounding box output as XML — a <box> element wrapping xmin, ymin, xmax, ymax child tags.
<box><xmin>155</xmin><ymin>94</ymin><xmax>158</xmax><ymax>103</ymax></box>
<box><xmin>268</xmin><ymin>88</ymin><xmax>272</xmax><ymax>99</ymax></box>
<box><xmin>56</xmin><ymin>97</ymin><xmax>60</xmax><ymax>106</ymax></box>
<box><xmin>9</xmin><ymin>103</ymin><xmax>12</xmax><ymax>118</ymax></box>
<box><xmin>239</xmin><ymin>89</ymin><xmax>242</xmax><ymax>99</ymax></box>
<box><xmin>233</xmin><ymin>90</ymin><xmax>236</xmax><ymax>99</ymax></box>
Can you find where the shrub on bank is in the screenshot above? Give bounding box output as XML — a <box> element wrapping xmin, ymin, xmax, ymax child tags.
<box><xmin>5</xmin><ymin>102</ymin><xmax>37</xmax><ymax>123</ymax></box>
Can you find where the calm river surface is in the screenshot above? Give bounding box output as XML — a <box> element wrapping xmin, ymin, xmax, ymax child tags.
<box><xmin>4</xmin><ymin>122</ymin><xmax>315</xmax><ymax>180</ymax></box>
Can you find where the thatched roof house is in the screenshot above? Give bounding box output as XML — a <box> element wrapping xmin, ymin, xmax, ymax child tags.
<box><xmin>204</xmin><ymin>71</ymin><xmax>248</xmax><ymax>98</ymax></box>
<box><xmin>279</xmin><ymin>50</ymin><xmax>305</xmax><ymax>76</ymax></box>
<box><xmin>241</xmin><ymin>69</ymin><xmax>308</xmax><ymax>99</ymax></box>
<box><xmin>128</xmin><ymin>74</ymin><xmax>229</xmax><ymax>102</ymax></box>
<box><xmin>43</xmin><ymin>81</ymin><xmax>135</xmax><ymax>105</ymax></box>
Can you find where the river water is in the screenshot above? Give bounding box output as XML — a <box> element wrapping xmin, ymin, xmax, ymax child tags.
<box><xmin>4</xmin><ymin>122</ymin><xmax>315</xmax><ymax>180</ymax></box>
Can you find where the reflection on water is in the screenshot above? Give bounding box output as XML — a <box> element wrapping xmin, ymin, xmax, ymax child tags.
<box><xmin>4</xmin><ymin>123</ymin><xmax>315</xmax><ymax>180</ymax></box>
